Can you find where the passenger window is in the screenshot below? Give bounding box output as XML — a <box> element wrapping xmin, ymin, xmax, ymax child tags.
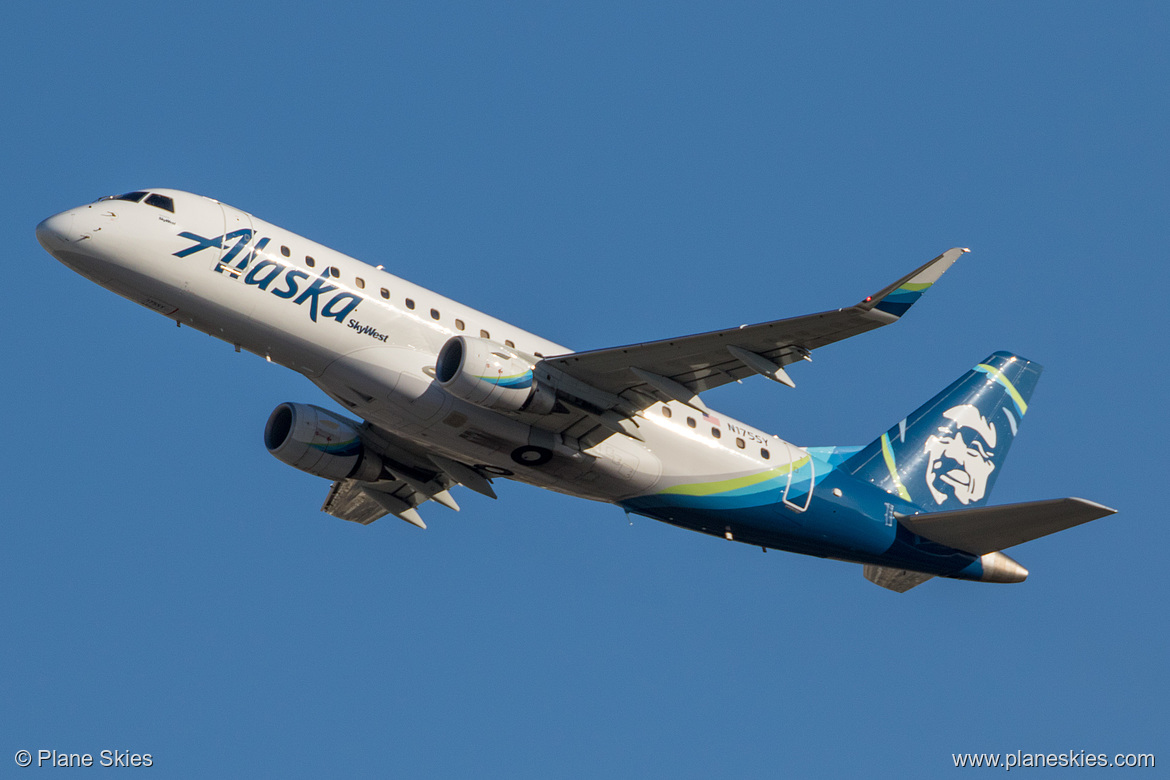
<box><xmin>281</xmin><ymin>246</ymin><xmax>291</xmax><ymax>257</ymax></box>
<box><xmin>144</xmin><ymin>193</ymin><xmax>174</xmax><ymax>212</ymax></box>
<box><xmin>406</xmin><ymin>299</ymin><xmax>415</xmax><ymax>310</ymax></box>
<box><xmin>430</xmin><ymin>308</ymin><xmax>440</xmax><ymax>320</ymax></box>
<box><xmin>686</xmin><ymin>417</ymin><xmax>696</xmax><ymax>428</ymax></box>
<box><xmin>306</xmin><ymin>256</ymin><xmax>316</xmax><ymax>267</ymax></box>
<box><xmin>380</xmin><ymin>288</ymin><xmax>389</xmax><ymax>299</ymax></box>
<box><xmin>329</xmin><ymin>267</ymin><xmax>340</xmax><ymax>278</ymax></box>
<box><xmin>712</xmin><ymin>428</ymin><xmax>722</xmax><ymax>438</ymax></box>
<box><xmin>455</xmin><ymin>319</ymin><xmax>465</xmax><ymax>331</ymax></box>
<box><xmin>761</xmin><ymin>448</ymin><xmax>771</xmax><ymax>460</ymax></box>
<box><xmin>480</xmin><ymin>329</ymin><xmax>490</xmax><ymax>339</ymax></box>
<box><xmin>736</xmin><ymin>438</ymin><xmax>745</xmax><ymax>449</ymax></box>
<box><xmin>505</xmin><ymin>340</ymin><xmax>515</xmax><ymax>348</ymax></box>
<box><xmin>662</xmin><ymin>406</ymin><xmax>672</xmax><ymax>418</ymax></box>
<box><xmin>355</xmin><ymin>278</ymin><xmax>365</xmax><ymax>289</ymax></box>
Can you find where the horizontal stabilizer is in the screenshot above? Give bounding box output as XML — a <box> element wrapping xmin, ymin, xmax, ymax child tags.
<box><xmin>863</xmin><ymin>564</ymin><xmax>935</xmax><ymax>592</ymax></box>
<box><xmin>897</xmin><ymin>497</ymin><xmax>1116</xmax><ymax>555</ymax></box>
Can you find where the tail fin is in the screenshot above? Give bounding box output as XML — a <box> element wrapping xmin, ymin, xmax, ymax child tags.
<box><xmin>842</xmin><ymin>351</ymin><xmax>1042</xmax><ymax>510</ymax></box>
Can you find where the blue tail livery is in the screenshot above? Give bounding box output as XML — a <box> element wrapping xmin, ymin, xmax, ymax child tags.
<box><xmin>842</xmin><ymin>351</ymin><xmax>1040</xmax><ymax>511</ymax></box>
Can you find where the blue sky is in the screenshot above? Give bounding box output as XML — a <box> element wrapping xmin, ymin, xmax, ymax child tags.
<box><xmin>3</xmin><ymin>3</ymin><xmax>1166</xmax><ymax>776</ymax></box>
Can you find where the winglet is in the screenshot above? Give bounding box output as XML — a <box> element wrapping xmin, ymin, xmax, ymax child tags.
<box><xmin>858</xmin><ymin>247</ymin><xmax>969</xmax><ymax>319</ymax></box>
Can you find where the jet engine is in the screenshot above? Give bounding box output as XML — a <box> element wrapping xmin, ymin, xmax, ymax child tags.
<box><xmin>264</xmin><ymin>402</ymin><xmax>383</xmax><ymax>481</ymax></box>
<box><xmin>435</xmin><ymin>336</ymin><xmax>555</xmax><ymax>414</ymax></box>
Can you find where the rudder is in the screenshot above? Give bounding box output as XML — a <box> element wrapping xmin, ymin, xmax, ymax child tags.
<box><xmin>842</xmin><ymin>351</ymin><xmax>1041</xmax><ymax>511</ymax></box>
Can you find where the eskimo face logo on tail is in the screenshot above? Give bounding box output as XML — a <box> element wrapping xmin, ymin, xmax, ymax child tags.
<box><xmin>923</xmin><ymin>404</ymin><xmax>996</xmax><ymax>505</ymax></box>
<box><xmin>174</xmin><ymin>231</ymin><xmax>361</xmax><ymax>324</ymax></box>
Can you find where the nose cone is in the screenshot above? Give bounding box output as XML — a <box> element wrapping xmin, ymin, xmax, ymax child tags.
<box><xmin>36</xmin><ymin>210</ymin><xmax>77</xmax><ymax>254</ymax></box>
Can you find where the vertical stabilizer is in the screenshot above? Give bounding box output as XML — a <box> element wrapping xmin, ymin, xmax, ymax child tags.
<box><xmin>843</xmin><ymin>352</ymin><xmax>1041</xmax><ymax>511</ymax></box>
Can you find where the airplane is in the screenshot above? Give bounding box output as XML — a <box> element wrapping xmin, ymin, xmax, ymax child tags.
<box><xmin>36</xmin><ymin>189</ymin><xmax>1115</xmax><ymax>592</ymax></box>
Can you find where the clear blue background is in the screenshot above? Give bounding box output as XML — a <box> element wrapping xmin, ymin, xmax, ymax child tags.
<box><xmin>3</xmin><ymin>3</ymin><xmax>1165</xmax><ymax>776</ymax></box>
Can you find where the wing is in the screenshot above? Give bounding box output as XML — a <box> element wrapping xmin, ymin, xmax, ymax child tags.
<box><xmin>320</xmin><ymin>423</ymin><xmax>497</xmax><ymax>529</ymax></box>
<box><xmin>529</xmin><ymin>248</ymin><xmax>966</xmax><ymax>443</ymax></box>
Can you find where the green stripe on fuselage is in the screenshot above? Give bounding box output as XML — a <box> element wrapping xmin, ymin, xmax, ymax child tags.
<box><xmin>657</xmin><ymin>457</ymin><xmax>809</xmax><ymax>498</ymax></box>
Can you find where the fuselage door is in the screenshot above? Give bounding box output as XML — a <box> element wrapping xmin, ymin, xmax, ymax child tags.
<box><xmin>214</xmin><ymin>203</ymin><xmax>257</xmax><ymax>281</ymax></box>
<box><xmin>782</xmin><ymin>442</ymin><xmax>815</xmax><ymax>513</ymax></box>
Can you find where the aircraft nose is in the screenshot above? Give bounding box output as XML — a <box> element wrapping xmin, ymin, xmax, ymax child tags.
<box><xmin>36</xmin><ymin>210</ymin><xmax>77</xmax><ymax>252</ymax></box>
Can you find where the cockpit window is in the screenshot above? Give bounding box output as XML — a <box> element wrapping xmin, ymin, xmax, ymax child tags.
<box><xmin>144</xmin><ymin>193</ymin><xmax>175</xmax><ymax>213</ymax></box>
<box><xmin>99</xmin><ymin>191</ymin><xmax>147</xmax><ymax>203</ymax></box>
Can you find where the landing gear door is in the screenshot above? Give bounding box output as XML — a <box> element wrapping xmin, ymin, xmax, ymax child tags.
<box><xmin>782</xmin><ymin>442</ymin><xmax>815</xmax><ymax>513</ymax></box>
<box><xmin>214</xmin><ymin>203</ymin><xmax>257</xmax><ymax>281</ymax></box>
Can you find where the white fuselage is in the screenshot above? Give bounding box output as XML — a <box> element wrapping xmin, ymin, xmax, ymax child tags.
<box><xmin>37</xmin><ymin>189</ymin><xmax>808</xmax><ymax>507</ymax></box>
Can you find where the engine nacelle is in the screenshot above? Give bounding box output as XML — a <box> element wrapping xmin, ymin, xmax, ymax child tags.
<box><xmin>264</xmin><ymin>403</ymin><xmax>383</xmax><ymax>481</ymax></box>
<box><xmin>435</xmin><ymin>336</ymin><xmax>555</xmax><ymax>414</ymax></box>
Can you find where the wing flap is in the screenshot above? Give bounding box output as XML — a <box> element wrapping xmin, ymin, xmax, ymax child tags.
<box><xmin>897</xmin><ymin>497</ymin><xmax>1116</xmax><ymax>555</ymax></box>
<box><xmin>321</xmin><ymin>479</ymin><xmax>391</xmax><ymax>525</ymax></box>
<box><xmin>321</xmin><ymin>478</ymin><xmax>432</xmax><ymax>528</ymax></box>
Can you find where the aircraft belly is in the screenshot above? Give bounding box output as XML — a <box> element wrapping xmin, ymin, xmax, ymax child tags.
<box><xmin>637</xmin><ymin>503</ymin><xmax>975</xmax><ymax>575</ymax></box>
<box><xmin>578</xmin><ymin>435</ymin><xmax>662</xmax><ymax>498</ymax></box>
<box><xmin>622</xmin><ymin>463</ymin><xmax>898</xmax><ymax>555</ymax></box>
<box><xmin>52</xmin><ymin>248</ymin><xmax>115</xmax><ymax>285</ymax></box>
<box><xmin>621</xmin><ymin>466</ymin><xmax>991</xmax><ymax>577</ymax></box>
<box><xmin>310</xmin><ymin>345</ymin><xmax>662</xmax><ymax>500</ymax></box>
